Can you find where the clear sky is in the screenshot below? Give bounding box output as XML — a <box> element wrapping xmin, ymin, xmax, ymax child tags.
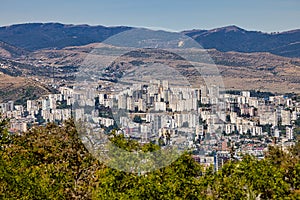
<box><xmin>0</xmin><ymin>0</ymin><xmax>299</xmax><ymax>32</ymax></box>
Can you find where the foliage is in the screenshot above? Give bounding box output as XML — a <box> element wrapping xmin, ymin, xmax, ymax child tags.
<box><xmin>249</xmin><ymin>90</ymin><xmax>275</xmax><ymax>99</ymax></box>
<box><xmin>133</xmin><ymin>115</ymin><xmax>142</xmax><ymax>123</ymax></box>
<box><xmin>224</xmin><ymin>90</ymin><xmax>241</xmax><ymax>95</ymax></box>
<box><xmin>0</xmin><ymin>115</ymin><xmax>10</xmax><ymax>148</ymax></box>
<box><xmin>295</xmin><ymin>116</ymin><xmax>300</xmax><ymax>127</ymax></box>
<box><xmin>56</xmin><ymin>100</ymin><xmax>71</xmax><ymax>109</ymax></box>
<box><xmin>262</xmin><ymin>124</ymin><xmax>272</xmax><ymax>135</ymax></box>
<box><xmin>197</xmin><ymin>100</ymin><xmax>211</xmax><ymax>108</ymax></box>
<box><xmin>0</xmin><ymin>119</ymin><xmax>299</xmax><ymax>199</ymax></box>
<box><xmin>0</xmin><ymin>120</ymin><xmax>101</xmax><ymax>199</ymax></box>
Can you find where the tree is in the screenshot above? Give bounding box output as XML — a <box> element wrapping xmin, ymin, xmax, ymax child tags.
<box><xmin>211</xmin><ymin>156</ymin><xmax>291</xmax><ymax>199</ymax></box>
<box><xmin>0</xmin><ymin>114</ymin><xmax>10</xmax><ymax>148</ymax></box>
<box><xmin>0</xmin><ymin>120</ymin><xmax>101</xmax><ymax>199</ymax></box>
<box><xmin>0</xmin><ymin>118</ymin><xmax>299</xmax><ymax>199</ymax></box>
<box><xmin>226</xmin><ymin>115</ymin><xmax>231</xmax><ymax>123</ymax></box>
<box><xmin>94</xmin><ymin>152</ymin><xmax>205</xmax><ymax>199</ymax></box>
<box><xmin>133</xmin><ymin>115</ymin><xmax>142</xmax><ymax>123</ymax></box>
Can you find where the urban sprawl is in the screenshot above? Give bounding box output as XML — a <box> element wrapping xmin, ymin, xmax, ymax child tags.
<box><xmin>1</xmin><ymin>80</ymin><xmax>299</xmax><ymax>170</ymax></box>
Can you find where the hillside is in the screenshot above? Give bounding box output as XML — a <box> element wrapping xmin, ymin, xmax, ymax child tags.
<box><xmin>14</xmin><ymin>43</ymin><xmax>300</xmax><ymax>94</ymax></box>
<box><xmin>0</xmin><ymin>23</ymin><xmax>132</xmax><ymax>50</ymax></box>
<box><xmin>0</xmin><ymin>73</ymin><xmax>53</xmax><ymax>104</ymax></box>
<box><xmin>183</xmin><ymin>25</ymin><xmax>300</xmax><ymax>58</ymax></box>
<box><xmin>0</xmin><ymin>41</ymin><xmax>28</xmax><ymax>59</ymax></box>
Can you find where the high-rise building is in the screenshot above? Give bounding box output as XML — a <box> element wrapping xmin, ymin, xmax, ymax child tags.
<box><xmin>138</xmin><ymin>99</ymin><xmax>146</xmax><ymax>112</ymax></box>
<box><xmin>286</xmin><ymin>127</ymin><xmax>294</xmax><ymax>140</ymax></box>
<box><xmin>154</xmin><ymin>102</ymin><xmax>166</xmax><ymax>111</ymax></box>
<box><xmin>241</xmin><ymin>91</ymin><xmax>251</xmax><ymax>98</ymax></box>
<box><xmin>118</xmin><ymin>94</ymin><xmax>127</xmax><ymax>110</ymax></box>
<box><xmin>162</xmin><ymin>80</ymin><xmax>169</xmax><ymax>90</ymax></box>
<box><xmin>281</xmin><ymin>110</ymin><xmax>291</xmax><ymax>126</ymax></box>
<box><xmin>126</xmin><ymin>97</ymin><xmax>134</xmax><ymax>111</ymax></box>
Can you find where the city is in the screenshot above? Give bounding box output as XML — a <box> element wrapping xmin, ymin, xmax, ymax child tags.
<box><xmin>1</xmin><ymin>0</ymin><xmax>300</xmax><ymax>198</ymax></box>
<box><xmin>1</xmin><ymin>79</ymin><xmax>299</xmax><ymax>171</ymax></box>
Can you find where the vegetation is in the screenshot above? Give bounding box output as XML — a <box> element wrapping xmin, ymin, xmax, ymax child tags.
<box><xmin>225</xmin><ymin>90</ymin><xmax>241</xmax><ymax>95</ymax></box>
<box><xmin>249</xmin><ymin>90</ymin><xmax>275</xmax><ymax>99</ymax></box>
<box><xmin>14</xmin><ymin>86</ymin><xmax>40</xmax><ymax>106</ymax></box>
<box><xmin>56</xmin><ymin>100</ymin><xmax>71</xmax><ymax>109</ymax></box>
<box><xmin>197</xmin><ymin>100</ymin><xmax>211</xmax><ymax>108</ymax></box>
<box><xmin>262</xmin><ymin>124</ymin><xmax>272</xmax><ymax>135</ymax></box>
<box><xmin>133</xmin><ymin>115</ymin><xmax>142</xmax><ymax>123</ymax></box>
<box><xmin>0</xmin><ymin>118</ymin><xmax>299</xmax><ymax>199</ymax></box>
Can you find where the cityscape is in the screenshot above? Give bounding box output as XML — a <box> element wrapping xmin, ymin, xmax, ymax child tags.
<box><xmin>1</xmin><ymin>78</ymin><xmax>299</xmax><ymax>170</ymax></box>
<box><xmin>0</xmin><ymin>0</ymin><xmax>299</xmax><ymax>198</ymax></box>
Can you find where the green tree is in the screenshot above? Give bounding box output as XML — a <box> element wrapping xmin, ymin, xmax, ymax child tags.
<box><xmin>0</xmin><ymin>120</ymin><xmax>101</xmax><ymax>199</ymax></box>
<box><xmin>133</xmin><ymin>115</ymin><xmax>142</xmax><ymax>123</ymax></box>
<box><xmin>0</xmin><ymin>114</ymin><xmax>10</xmax><ymax>148</ymax></box>
<box><xmin>1</xmin><ymin>118</ymin><xmax>300</xmax><ymax>199</ymax></box>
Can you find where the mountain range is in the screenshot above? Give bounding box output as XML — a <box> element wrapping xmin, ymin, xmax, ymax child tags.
<box><xmin>0</xmin><ymin>23</ymin><xmax>299</xmax><ymax>58</ymax></box>
<box><xmin>0</xmin><ymin>23</ymin><xmax>131</xmax><ymax>51</ymax></box>
<box><xmin>0</xmin><ymin>23</ymin><xmax>299</xmax><ymax>102</ymax></box>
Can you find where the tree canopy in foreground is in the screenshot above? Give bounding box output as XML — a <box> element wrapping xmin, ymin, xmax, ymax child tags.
<box><xmin>0</xmin><ymin>118</ymin><xmax>299</xmax><ymax>199</ymax></box>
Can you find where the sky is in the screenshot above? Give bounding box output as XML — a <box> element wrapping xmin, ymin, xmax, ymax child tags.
<box><xmin>0</xmin><ymin>0</ymin><xmax>299</xmax><ymax>32</ymax></box>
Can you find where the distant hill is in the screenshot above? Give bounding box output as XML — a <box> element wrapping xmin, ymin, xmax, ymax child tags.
<box><xmin>0</xmin><ymin>23</ymin><xmax>299</xmax><ymax>57</ymax></box>
<box><xmin>182</xmin><ymin>25</ymin><xmax>300</xmax><ymax>58</ymax></box>
<box><xmin>0</xmin><ymin>23</ymin><xmax>132</xmax><ymax>51</ymax></box>
<box><xmin>0</xmin><ymin>73</ymin><xmax>53</xmax><ymax>104</ymax></box>
<box><xmin>12</xmin><ymin>42</ymin><xmax>298</xmax><ymax>94</ymax></box>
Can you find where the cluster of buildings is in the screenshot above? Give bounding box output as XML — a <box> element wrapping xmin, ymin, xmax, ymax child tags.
<box><xmin>1</xmin><ymin>79</ymin><xmax>299</xmax><ymax>170</ymax></box>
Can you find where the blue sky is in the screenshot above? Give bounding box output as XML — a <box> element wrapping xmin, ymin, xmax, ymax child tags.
<box><xmin>0</xmin><ymin>0</ymin><xmax>299</xmax><ymax>32</ymax></box>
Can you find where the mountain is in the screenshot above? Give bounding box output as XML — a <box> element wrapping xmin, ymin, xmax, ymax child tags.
<box><xmin>182</xmin><ymin>25</ymin><xmax>300</xmax><ymax>58</ymax></box>
<box><xmin>0</xmin><ymin>23</ymin><xmax>299</xmax><ymax>57</ymax></box>
<box><xmin>0</xmin><ymin>23</ymin><xmax>132</xmax><ymax>51</ymax></box>
<box><xmin>0</xmin><ymin>23</ymin><xmax>299</xmax><ymax>97</ymax></box>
